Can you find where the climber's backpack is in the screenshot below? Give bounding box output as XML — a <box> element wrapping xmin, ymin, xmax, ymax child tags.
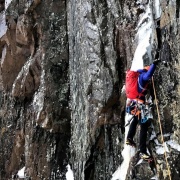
<box><xmin>125</xmin><ymin>70</ymin><xmax>140</xmax><ymax>99</ymax></box>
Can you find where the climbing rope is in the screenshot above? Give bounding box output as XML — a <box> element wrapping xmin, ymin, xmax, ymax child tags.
<box><xmin>152</xmin><ymin>76</ymin><xmax>172</xmax><ymax>180</ymax></box>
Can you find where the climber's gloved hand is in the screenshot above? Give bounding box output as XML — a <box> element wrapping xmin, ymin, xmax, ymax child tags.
<box><xmin>153</xmin><ymin>58</ymin><xmax>160</xmax><ymax>65</ymax></box>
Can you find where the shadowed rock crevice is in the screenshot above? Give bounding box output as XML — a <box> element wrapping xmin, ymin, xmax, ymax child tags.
<box><xmin>85</xmin><ymin>124</ymin><xmax>123</xmax><ymax>180</ymax></box>
<box><xmin>155</xmin><ymin>20</ymin><xmax>162</xmax><ymax>50</ymax></box>
<box><xmin>176</xmin><ymin>0</ymin><xmax>180</xmax><ymax>18</ymax></box>
<box><xmin>0</xmin><ymin>0</ymin><xmax>4</xmax><ymax>12</ymax></box>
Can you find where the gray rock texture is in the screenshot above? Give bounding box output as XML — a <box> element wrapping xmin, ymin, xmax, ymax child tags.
<box><xmin>0</xmin><ymin>0</ymin><xmax>179</xmax><ymax>179</ymax></box>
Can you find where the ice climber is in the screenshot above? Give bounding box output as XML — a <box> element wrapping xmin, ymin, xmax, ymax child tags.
<box><xmin>125</xmin><ymin>58</ymin><xmax>160</xmax><ymax>161</ymax></box>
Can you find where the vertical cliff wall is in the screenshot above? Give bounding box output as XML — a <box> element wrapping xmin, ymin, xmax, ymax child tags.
<box><xmin>0</xmin><ymin>0</ymin><xmax>70</xmax><ymax>179</ymax></box>
<box><xmin>0</xmin><ymin>0</ymin><xmax>179</xmax><ymax>179</ymax></box>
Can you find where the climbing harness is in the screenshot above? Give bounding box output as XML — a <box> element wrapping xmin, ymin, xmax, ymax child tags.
<box><xmin>125</xmin><ymin>102</ymin><xmax>152</xmax><ymax>127</ymax></box>
<box><xmin>152</xmin><ymin>76</ymin><xmax>172</xmax><ymax>180</ymax></box>
<box><xmin>140</xmin><ymin>104</ymin><xmax>152</xmax><ymax>123</ymax></box>
<box><xmin>125</xmin><ymin>103</ymin><xmax>138</xmax><ymax>127</ymax></box>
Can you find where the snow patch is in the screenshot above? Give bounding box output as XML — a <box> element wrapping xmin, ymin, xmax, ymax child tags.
<box><xmin>1</xmin><ymin>45</ymin><xmax>7</xmax><ymax>65</ymax></box>
<box><xmin>17</xmin><ymin>167</ymin><xmax>25</xmax><ymax>178</ymax></box>
<box><xmin>156</xmin><ymin>142</ymin><xmax>169</xmax><ymax>154</ymax></box>
<box><xmin>111</xmin><ymin>145</ymin><xmax>136</xmax><ymax>180</ymax></box>
<box><xmin>154</xmin><ymin>136</ymin><xmax>180</xmax><ymax>154</ymax></box>
<box><xmin>66</xmin><ymin>164</ymin><xmax>74</xmax><ymax>180</ymax></box>
<box><xmin>5</xmin><ymin>0</ymin><xmax>13</xmax><ymax>9</ymax></box>
<box><xmin>111</xmin><ymin>114</ymin><xmax>136</xmax><ymax>180</ymax></box>
<box><xmin>167</xmin><ymin>139</ymin><xmax>180</xmax><ymax>151</ymax></box>
<box><xmin>151</xmin><ymin>175</ymin><xmax>159</xmax><ymax>180</ymax></box>
<box><xmin>164</xmin><ymin>133</ymin><xmax>171</xmax><ymax>137</ymax></box>
<box><xmin>156</xmin><ymin>146</ymin><xmax>165</xmax><ymax>154</ymax></box>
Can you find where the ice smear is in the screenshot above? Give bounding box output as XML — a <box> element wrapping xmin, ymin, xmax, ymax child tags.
<box><xmin>154</xmin><ymin>0</ymin><xmax>162</xmax><ymax>19</ymax></box>
<box><xmin>131</xmin><ymin>4</ymin><xmax>153</xmax><ymax>71</ymax></box>
<box><xmin>111</xmin><ymin>145</ymin><xmax>136</xmax><ymax>180</ymax></box>
<box><xmin>111</xmin><ymin>114</ymin><xmax>136</xmax><ymax>180</ymax></box>
<box><xmin>32</xmin><ymin>69</ymin><xmax>45</xmax><ymax>121</ymax></box>
<box><xmin>5</xmin><ymin>0</ymin><xmax>13</xmax><ymax>9</ymax></box>
<box><xmin>111</xmin><ymin>1</ymin><xmax>155</xmax><ymax>179</ymax></box>
<box><xmin>0</xmin><ymin>12</ymin><xmax>7</xmax><ymax>38</ymax></box>
<box><xmin>32</xmin><ymin>54</ymin><xmax>45</xmax><ymax>122</ymax></box>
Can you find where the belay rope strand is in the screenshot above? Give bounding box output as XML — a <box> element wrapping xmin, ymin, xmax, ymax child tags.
<box><xmin>152</xmin><ymin>76</ymin><xmax>172</xmax><ymax>180</ymax></box>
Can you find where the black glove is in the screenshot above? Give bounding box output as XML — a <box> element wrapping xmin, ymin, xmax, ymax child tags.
<box><xmin>153</xmin><ymin>58</ymin><xmax>160</xmax><ymax>65</ymax></box>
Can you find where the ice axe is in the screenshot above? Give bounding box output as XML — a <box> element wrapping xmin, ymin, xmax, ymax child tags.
<box><xmin>124</xmin><ymin>115</ymin><xmax>135</xmax><ymax>127</ymax></box>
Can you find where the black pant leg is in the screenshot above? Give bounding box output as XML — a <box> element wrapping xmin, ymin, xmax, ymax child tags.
<box><xmin>127</xmin><ymin>116</ymin><xmax>138</xmax><ymax>140</ymax></box>
<box><xmin>139</xmin><ymin>121</ymin><xmax>149</xmax><ymax>153</ymax></box>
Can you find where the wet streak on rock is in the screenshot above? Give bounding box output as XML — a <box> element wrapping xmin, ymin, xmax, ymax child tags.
<box><xmin>31</xmin><ymin>126</ymin><xmax>70</xmax><ymax>179</ymax></box>
<box><xmin>85</xmin><ymin>124</ymin><xmax>123</xmax><ymax>180</ymax></box>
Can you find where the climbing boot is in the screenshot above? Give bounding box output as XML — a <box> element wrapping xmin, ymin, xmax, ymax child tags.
<box><xmin>126</xmin><ymin>138</ymin><xmax>136</xmax><ymax>147</ymax></box>
<box><xmin>139</xmin><ymin>152</ymin><xmax>152</xmax><ymax>161</ymax></box>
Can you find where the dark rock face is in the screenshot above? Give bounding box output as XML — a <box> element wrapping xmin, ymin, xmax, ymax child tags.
<box><xmin>0</xmin><ymin>0</ymin><xmax>4</xmax><ymax>12</ymax></box>
<box><xmin>0</xmin><ymin>0</ymin><xmax>179</xmax><ymax>180</ymax></box>
<box><xmin>0</xmin><ymin>0</ymin><xmax>70</xmax><ymax>179</ymax></box>
<box><xmin>68</xmin><ymin>1</ymin><xmax>126</xmax><ymax>179</ymax></box>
